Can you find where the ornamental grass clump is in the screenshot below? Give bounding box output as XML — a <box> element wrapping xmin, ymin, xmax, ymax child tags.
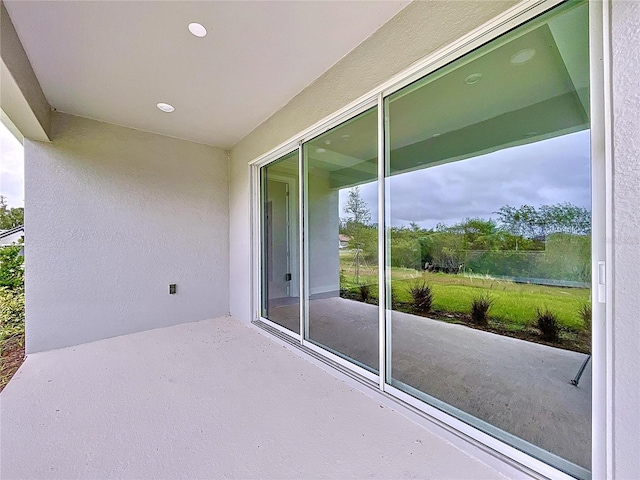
<box><xmin>579</xmin><ymin>303</ymin><xmax>592</xmax><ymax>331</ymax></box>
<box><xmin>536</xmin><ymin>308</ymin><xmax>559</xmax><ymax>342</ymax></box>
<box><xmin>470</xmin><ymin>294</ymin><xmax>493</xmax><ymax>326</ymax></box>
<box><xmin>359</xmin><ymin>284</ymin><xmax>371</xmax><ymax>303</ymax></box>
<box><xmin>408</xmin><ymin>281</ymin><xmax>433</xmax><ymax>313</ymax></box>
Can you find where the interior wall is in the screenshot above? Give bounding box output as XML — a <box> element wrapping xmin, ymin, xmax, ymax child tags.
<box><xmin>229</xmin><ymin>0</ymin><xmax>520</xmax><ymax>324</ymax></box>
<box><xmin>611</xmin><ymin>1</ymin><xmax>640</xmax><ymax>478</ymax></box>
<box><xmin>25</xmin><ymin>112</ymin><xmax>229</xmax><ymax>353</ymax></box>
<box><xmin>307</xmin><ymin>170</ymin><xmax>339</xmax><ymax>296</ymax></box>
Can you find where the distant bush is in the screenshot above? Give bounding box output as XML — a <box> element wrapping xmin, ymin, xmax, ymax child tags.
<box><xmin>390</xmin><ymin>236</ymin><xmax>423</xmax><ymax>271</ymax></box>
<box><xmin>536</xmin><ymin>308</ymin><xmax>559</xmax><ymax>342</ymax></box>
<box><xmin>408</xmin><ymin>281</ymin><xmax>433</xmax><ymax>313</ymax></box>
<box><xmin>579</xmin><ymin>303</ymin><xmax>592</xmax><ymax>331</ymax></box>
<box><xmin>470</xmin><ymin>294</ymin><xmax>493</xmax><ymax>326</ymax></box>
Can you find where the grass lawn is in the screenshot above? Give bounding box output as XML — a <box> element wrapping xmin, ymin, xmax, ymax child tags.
<box><xmin>339</xmin><ymin>251</ymin><xmax>590</xmax><ymax>332</ymax></box>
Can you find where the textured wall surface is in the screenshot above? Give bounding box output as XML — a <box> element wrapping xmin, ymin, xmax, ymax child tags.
<box><xmin>229</xmin><ymin>0</ymin><xmax>519</xmax><ymax>323</ymax></box>
<box><xmin>25</xmin><ymin>113</ymin><xmax>229</xmax><ymax>353</ymax></box>
<box><xmin>611</xmin><ymin>1</ymin><xmax>640</xmax><ymax>478</ymax></box>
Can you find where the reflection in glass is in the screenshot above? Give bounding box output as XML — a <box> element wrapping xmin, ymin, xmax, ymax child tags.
<box><xmin>260</xmin><ymin>151</ymin><xmax>300</xmax><ymax>333</ymax></box>
<box><xmin>304</xmin><ymin>107</ymin><xmax>379</xmax><ymax>372</ymax></box>
<box><xmin>385</xmin><ymin>2</ymin><xmax>591</xmax><ymax>477</ymax></box>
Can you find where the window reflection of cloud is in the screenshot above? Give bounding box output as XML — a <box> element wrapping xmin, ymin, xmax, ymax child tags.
<box><xmin>339</xmin><ymin>130</ymin><xmax>590</xmax><ymax>229</ymax></box>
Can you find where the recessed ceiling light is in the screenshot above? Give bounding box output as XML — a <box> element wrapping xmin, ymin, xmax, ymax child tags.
<box><xmin>464</xmin><ymin>73</ymin><xmax>483</xmax><ymax>85</ymax></box>
<box><xmin>341</xmin><ymin>134</ymin><xmax>350</xmax><ymax>139</ymax></box>
<box><xmin>315</xmin><ymin>148</ymin><xmax>326</xmax><ymax>153</ymax></box>
<box><xmin>324</xmin><ymin>140</ymin><xmax>332</xmax><ymax>145</ymax></box>
<box><xmin>431</xmin><ymin>133</ymin><xmax>441</xmax><ymax>138</ymax></box>
<box><xmin>188</xmin><ymin>22</ymin><xmax>207</xmax><ymax>38</ymax></box>
<box><xmin>510</xmin><ymin>48</ymin><xmax>536</xmax><ymax>65</ymax></box>
<box><xmin>156</xmin><ymin>102</ymin><xmax>175</xmax><ymax>113</ymax></box>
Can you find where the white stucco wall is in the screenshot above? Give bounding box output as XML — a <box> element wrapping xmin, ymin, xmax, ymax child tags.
<box><xmin>25</xmin><ymin>112</ymin><xmax>229</xmax><ymax>353</ymax></box>
<box><xmin>611</xmin><ymin>1</ymin><xmax>640</xmax><ymax>478</ymax></box>
<box><xmin>229</xmin><ymin>0</ymin><xmax>520</xmax><ymax>324</ymax></box>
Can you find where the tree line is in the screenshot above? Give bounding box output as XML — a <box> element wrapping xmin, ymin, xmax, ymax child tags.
<box><xmin>340</xmin><ymin>188</ymin><xmax>591</xmax><ymax>282</ymax></box>
<box><xmin>0</xmin><ymin>196</ymin><xmax>24</xmax><ymax>231</ymax></box>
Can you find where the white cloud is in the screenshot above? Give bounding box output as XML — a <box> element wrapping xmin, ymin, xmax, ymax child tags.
<box><xmin>0</xmin><ymin>121</ymin><xmax>24</xmax><ymax>208</ymax></box>
<box><xmin>340</xmin><ymin>130</ymin><xmax>591</xmax><ymax>229</ymax></box>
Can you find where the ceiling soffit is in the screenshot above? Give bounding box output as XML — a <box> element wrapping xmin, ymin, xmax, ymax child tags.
<box><xmin>3</xmin><ymin>1</ymin><xmax>410</xmax><ymax>148</ymax></box>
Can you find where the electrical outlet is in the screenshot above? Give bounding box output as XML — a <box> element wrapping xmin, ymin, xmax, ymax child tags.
<box><xmin>169</xmin><ymin>284</ymin><xmax>177</xmax><ymax>294</ymax></box>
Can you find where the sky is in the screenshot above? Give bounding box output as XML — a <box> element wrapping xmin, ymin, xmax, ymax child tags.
<box><xmin>339</xmin><ymin>130</ymin><xmax>591</xmax><ymax>229</ymax></box>
<box><xmin>0</xmin><ymin>121</ymin><xmax>24</xmax><ymax>208</ymax></box>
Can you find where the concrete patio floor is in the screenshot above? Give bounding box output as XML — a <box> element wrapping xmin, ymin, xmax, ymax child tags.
<box><xmin>1</xmin><ymin>316</ymin><xmax>510</xmax><ymax>480</ymax></box>
<box><xmin>269</xmin><ymin>297</ymin><xmax>592</xmax><ymax>470</ymax></box>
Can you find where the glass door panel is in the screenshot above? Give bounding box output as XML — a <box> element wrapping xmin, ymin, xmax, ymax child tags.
<box><xmin>303</xmin><ymin>107</ymin><xmax>379</xmax><ymax>372</ymax></box>
<box><xmin>385</xmin><ymin>2</ymin><xmax>591</xmax><ymax>477</ymax></box>
<box><xmin>260</xmin><ymin>151</ymin><xmax>300</xmax><ymax>334</ymax></box>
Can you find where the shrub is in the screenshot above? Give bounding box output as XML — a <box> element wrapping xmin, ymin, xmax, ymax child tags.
<box><xmin>470</xmin><ymin>294</ymin><xmax>493</xmax><ymax>326</ymax></box>
<box><xmin>0</xmin><ymin>286</ymin><xmax>25</xmax><ymax>341</ymax></box>
<box><xmin>408</xmin><ymin>281</ymin><xmax>433</xmax><ymax>313</ymax></box>
<box><xmin>579</xmin><ymin>303</ymin><xmax>592</xmax><ymax>331</ymax></box>
<box><xmin>536</xmin><ymin>308</ymin><xmax>559</xmax><ymax>342</ymax></box>
<box><xmin>0</xmin><ymin>246</ymin><xmax>24</xmax><ymax>290</ymax></box>
<box><xmin>359</xmin><ymin>284</ymin><xmax>371</xmax><ymax>303</ymax></box>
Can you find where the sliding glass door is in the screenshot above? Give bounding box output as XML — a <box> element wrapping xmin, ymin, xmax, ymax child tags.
<box><xmin>303</xmin><ymin>107</ymin><xmax>379</xmax><ymax>373</ymax></box>
<box><xmin>384</xmin><ymin>1</ymin><xmax>590</xmax><ymax>475</ymax></box>
<box><xmin>260</xmin><ymin>151</ymin><xmax>300</xmax><ymax>334</ymax></box>
<box><xmin>257</xmin><ymin>1</ymin><xmax>592</xmax><ymax>477</ymax></box>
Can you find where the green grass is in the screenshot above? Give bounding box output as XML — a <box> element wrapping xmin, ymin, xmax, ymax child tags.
<box><xmin>340</xmin><ymin>252</ymin><xmax>590</xmax><ymax>331</ymax></box>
